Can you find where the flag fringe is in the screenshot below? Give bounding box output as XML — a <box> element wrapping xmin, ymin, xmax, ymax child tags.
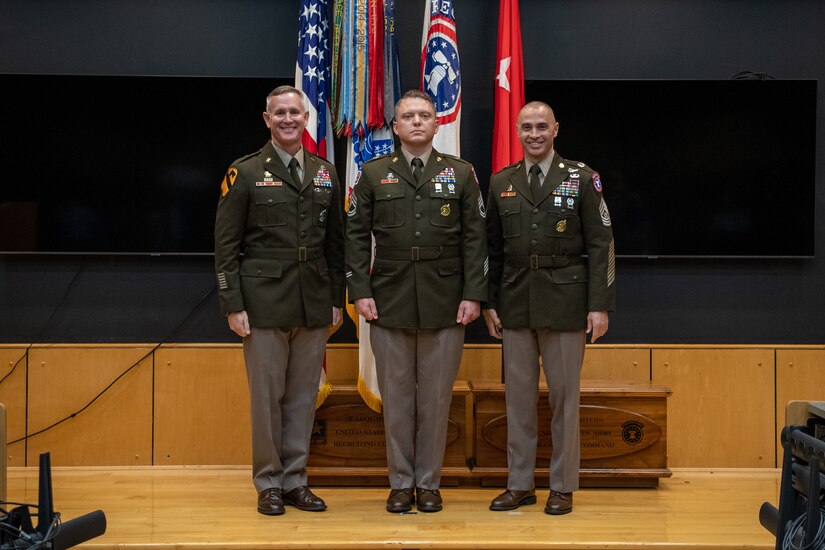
<box><xmin>316</xmin><ymin>379</ymin><xmax>333</xmax><ymax>409</ymax></box>
<box><xmin>357</xmin><ymin>375</ymin><xmax>383</xmax><ymax>413</ymax></box>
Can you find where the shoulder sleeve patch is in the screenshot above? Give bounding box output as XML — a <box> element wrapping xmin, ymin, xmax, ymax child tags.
<box><xmin>220</xmin><ymin>167</ymin><xmax>239</xmax><ymax>197</ymax></box>
<box><xmin>593</xmin><ymin>172</ymin><xmax>603</xmax><ymax>192</ymax></box>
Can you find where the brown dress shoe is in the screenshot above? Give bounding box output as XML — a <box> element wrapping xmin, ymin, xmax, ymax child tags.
<box><xmin>415</xmin><ymin>488</ymin><xmax>442</xmax><ymax>513</ymax></box>
<box><xmin>489</xmin><ymin>489</ymin><xmax>537</xmax><ymax>511</ymax></box>
<box><xmin>257</xmin><ymin>488</ymin><xmax>285</xmax><ymax>516</ymax></box>
<box><xmin>545</xmin><ymin>491</ymin><xmax>573</xmax><ymax>515</ymax></box>
<box><xmin>283</xmin><ymin>486</ymin><xmax>327</xmax><ymax>512</ymax></box>
<box><xmin>386</xmin><ymin>488</ymin><xmax>415</xmax><ymax>513</ymax></box>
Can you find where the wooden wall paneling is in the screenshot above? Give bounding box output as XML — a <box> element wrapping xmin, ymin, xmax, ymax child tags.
<box><xmin>26</xmin><ymin>346</ymin><xmax>153</xmax><ymax>466</ymax></box>
<box><xmin>326</xmin><ymin>344</ymin><xmax>506</xmax><ymax>384</ymax></box>
<box><xmin>652</xmin><ymin>348</ymin><xmax>775</xmax><ymax>468</ymax></box>
<box><xmin>315</xmin><ymin>345</ymin><xmax>651</xmax><ymax>386</ymax></box>
<box><xmin>154</xmin><ymin>346</ymin><xmax>250</xmax><ymax>465</ymax></box>
<box><xmin>582</xmin><ymin>347</ymin><xmax>651</xmax><ymax>381</ymax></box>
<box><xmin>775</xmin><ymin>349</ymin><xmax>825</xmax><ymax>466</ymax></box>
<box><xmin>0</xmin><ymin>346</ymin><xmax>27</xmax><ymax>466</ymax></box>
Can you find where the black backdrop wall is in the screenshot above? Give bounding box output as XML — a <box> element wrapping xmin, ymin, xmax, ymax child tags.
<box><xmin>1</xmin><ymin>0</ymin><xmax>823</xmax><ymax>344</ymax></box>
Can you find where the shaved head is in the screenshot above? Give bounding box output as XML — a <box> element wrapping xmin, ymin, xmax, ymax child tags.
<box><xmin>518</xmin><ymin>101</ymin><xmax>556</xmax><ymax>124</ymax></box>
<box><xmin>517</xmin><ymin>101</ymin><xmax>559</xmax><ymax>163</ymax></box>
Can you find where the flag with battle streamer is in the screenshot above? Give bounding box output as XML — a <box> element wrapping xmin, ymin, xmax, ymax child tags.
<box><xmin>332</xmin><ymin>0</ymin><xmax>401</xmax><ymax>412</ymax></box>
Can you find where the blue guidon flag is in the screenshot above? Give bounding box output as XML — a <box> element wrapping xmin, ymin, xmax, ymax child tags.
<box><xmin>421</xmin><ymin>0</ymin><xmax>462</xmax><ymax>155</ymax></box>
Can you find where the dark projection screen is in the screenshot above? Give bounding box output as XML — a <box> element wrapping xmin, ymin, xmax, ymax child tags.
<box><xmin>0</xmin><ymin>74</ymin><xmax>289</xmax><ymax>254</ymax></box>
<box><xmin>526</xmin><ymin>79</ymin><xmax>816</xmax><ymax>258</ymax></box>
<box><xmin>0</xmin><ymin>75</ymin><xmax>816</xmax><ymax>257</ymax></box>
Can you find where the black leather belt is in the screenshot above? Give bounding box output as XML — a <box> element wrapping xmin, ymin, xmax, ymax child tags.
<box><xmin>244</xmin><ymin>247</ymin><xmax>321</xmax><ymax>261</ymax></box>
<box><xmin>505</xmin><ymin>254</ymin><xmax>582</xmax><ymax>269</ymax></box>
<box><xmin>374</xmin><ymin>245</ymin><xmax>460</xmax><ymax>261</ymax></box>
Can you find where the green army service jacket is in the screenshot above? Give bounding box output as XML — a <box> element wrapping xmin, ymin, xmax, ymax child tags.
<box><xmin>345</xmin><ymin>149</ymin><xmax>488</xmax><ymax>329</ymax></box>
<box><xmin>214</xmin><ymin>141</ymin><xmax>345</xmax><ymax>328</ymax></box>
<box><xmin>486</xmin><ymin>153</ymin><xmax>616</xmax><ymax>330</ymax></box>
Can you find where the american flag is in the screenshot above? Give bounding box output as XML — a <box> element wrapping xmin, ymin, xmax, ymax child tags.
<box><xmin>295</xmin><ymin>0</ymin><xmax>335</xmax><ymax>407</ymax></box>
<box><xmin>296</xmin><ymin>0</ymin><xmax>334</xmax><ymax>161</ymax></box>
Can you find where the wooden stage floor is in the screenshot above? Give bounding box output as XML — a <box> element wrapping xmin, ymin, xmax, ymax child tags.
<box><xmin>6</xmin><ymin>466</ymin><xmax>779</xmax><ymax>549</ymax></box>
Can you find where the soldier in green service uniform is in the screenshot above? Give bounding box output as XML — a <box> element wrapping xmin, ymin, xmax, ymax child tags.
<box><xmin>214</xmin><ymin>85</ymin><xmax>344</xmax><ymax>516</ymax></box>
<box><xmin>484</xmin><ymin>101</ymin><xmax>616</xmax><ymax>516</ymax></box>
<box><xmin>345</xmin><ymin>90</ymin><xmax>488</xmax><ymax>514</ymax></box>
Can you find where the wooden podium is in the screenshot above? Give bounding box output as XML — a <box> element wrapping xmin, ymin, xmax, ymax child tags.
<box><xmin>471</xmin><ymin>380</ymin><xmax>672</xmax><ymax>487</ymax></box>
<box><xmin>306</xmin><ymin>380</ymin><xmax>671</xmax><ymax>488</ymax></box>
<box><xmin>307</xmin><ymin>382</ymin><xmax>473</xmax><ymax>485</ymax></box>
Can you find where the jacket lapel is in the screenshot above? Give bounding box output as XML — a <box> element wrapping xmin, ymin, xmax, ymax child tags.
<box><xmin>303</xmin><ymin>152</ymin><xmax>321</xmax><ymax>191</ymax></box>
<box><xmin>543</xmin><ymin>153</ymin><xmax>572</xmax><ymax>203</ymax></box>
<box><xmin>418</xmin><ymin>149</ymin><xmax>447</xmax><ymax>190</ymax></box>
<box><xmin>388</xmin><ymin>152</ymin><xmax>417</xmax><ymax>188</ymax></box>
<box><xmin>260</xmin><ymin>142</ymin><xmax>296</xmax><ymax>190</ymax></box>
<box><xmin>507</xmin><ymin>161</ymin><xmax>533</xmax><ymax>205</ymax></box>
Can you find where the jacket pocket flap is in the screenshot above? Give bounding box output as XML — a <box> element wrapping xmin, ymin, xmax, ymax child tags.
<box><xmin>502</xmin><ymin>265</ymin><xmax>519</xmax><ymax>283</ymax></box>
<box><xmin>437</xmin><ymin>257</ymin><xmax>463</xmax><ymax>276</ymax></box>
<box><xmin>499</xmin><ymin>200</ymin><xmax>521</xmax><ymax>216</ymax></box>
<box><xmin>375</xmin><ymin>185</ymin><xmax>406</xmax><ymax>201</ymax></box>
<box><xmin>550</xmin><ymin>264</ymin><xmax>587</xmax><ymax>284</ymax></box>
<box><xmin>372</xmin><ymin>259</ymin><xmax>396</xmax><ymax>276</ymax></box>
<box><xmin>254</xmin><ymin>186</ymin><xmax>286</xmax><ymax>205</ymax></box>
<box><xmin>241</xmin><ymin>259</ymin><xmax>283</xmax><ymax>278</ymax></box>
<box><xmin>312</xmin><ymin>187</ymin><xmax>333</xmax><ymax>205</ymax></box>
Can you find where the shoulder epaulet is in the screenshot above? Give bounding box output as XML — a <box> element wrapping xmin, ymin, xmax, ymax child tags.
<box><xmin>439</xmin><ymin>153</ymin><xmax>469</xmax><ymax>165</ymax></box>
<box><xmin>232</xmin><ymin>150</ymin><xmax>261</xmax><ymax>167</ymax></box>
<box><xmin>491</xmin><ymin>160</ymin><xmax>521</xmax><ymax>176</ymax></box>
<box><xmin>304</xmin><ymin>149</ymin><xmax>332</xmax><ymax>166</ymax></box>
<box><xmin>363</xmin><ymin>152</ymin><xmax>391</xmax><ymax>165</ymax></box>
<box><xmin>560</xmin><ymin>158</ymin><xmax>594</xmax><ymax>174</ymax></box>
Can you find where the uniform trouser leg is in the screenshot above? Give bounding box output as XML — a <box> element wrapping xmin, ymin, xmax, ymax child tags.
<box><xmin>537</xmin><ymin>328</ymin><xmax>586</xmax><ymax>493</ymax></box>
<box><xmin>370</xmin><ymin>325</ymin><xmax>416</xmax><ymax>489</ymax></box>
<box><xmin>243</xmin><ymin>326</ymin><xmax>326</xmax><ymax>493</ymax></box>
<box><xmin>502</xmin><ymin>328</ymin><xmax>585</xmax><ymax>493</ymax></box>
<box><xmin>370</xmin><ymin>324</ymin><xmax>464</xmax><ymax>490</ymax></box>
<box><xmin>501</xmin><ymin>328</ymin><xmax>542</xmax><ymax>491</ymax></box>
<box><xmin>413</xmin><ymin>325</ymin><xmax>464</xmax><ymax>489</ymax></box>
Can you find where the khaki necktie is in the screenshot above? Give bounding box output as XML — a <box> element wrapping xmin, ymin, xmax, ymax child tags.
<box><xmin>289</xmin><ymin>157</ymin><xmax>302</xmax><ymax>187</ymax></box>
<box><xmin>529</xmin><ymin>164</ymin><xmax>542</xmax><ymax>202</ymax></box>
<box><xmin>412</xmin><ymin>157</ymin><xmax>424</xmax><ymax>183</ymax></box>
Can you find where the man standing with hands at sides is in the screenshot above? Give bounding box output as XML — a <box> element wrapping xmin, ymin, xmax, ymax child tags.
<box><xmin>346</xmin><ymin>90</ymin><xmax>488</xmax><ymax>514</ymax></box>
<box><xmin>484</xmin><ymin>101</ymin><xmax>616</xmax><ymax>515</ymax></box>
<box><xmin>214</xmin><ymin>85</ymin><xmax>345</xmax><ymax>516</ymax></box>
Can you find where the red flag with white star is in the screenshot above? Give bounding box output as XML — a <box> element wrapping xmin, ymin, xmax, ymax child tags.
<box><xmin>492</xmin><ymin>0</ymin><xmax>524</xmax><ymax>172</ymax></box>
